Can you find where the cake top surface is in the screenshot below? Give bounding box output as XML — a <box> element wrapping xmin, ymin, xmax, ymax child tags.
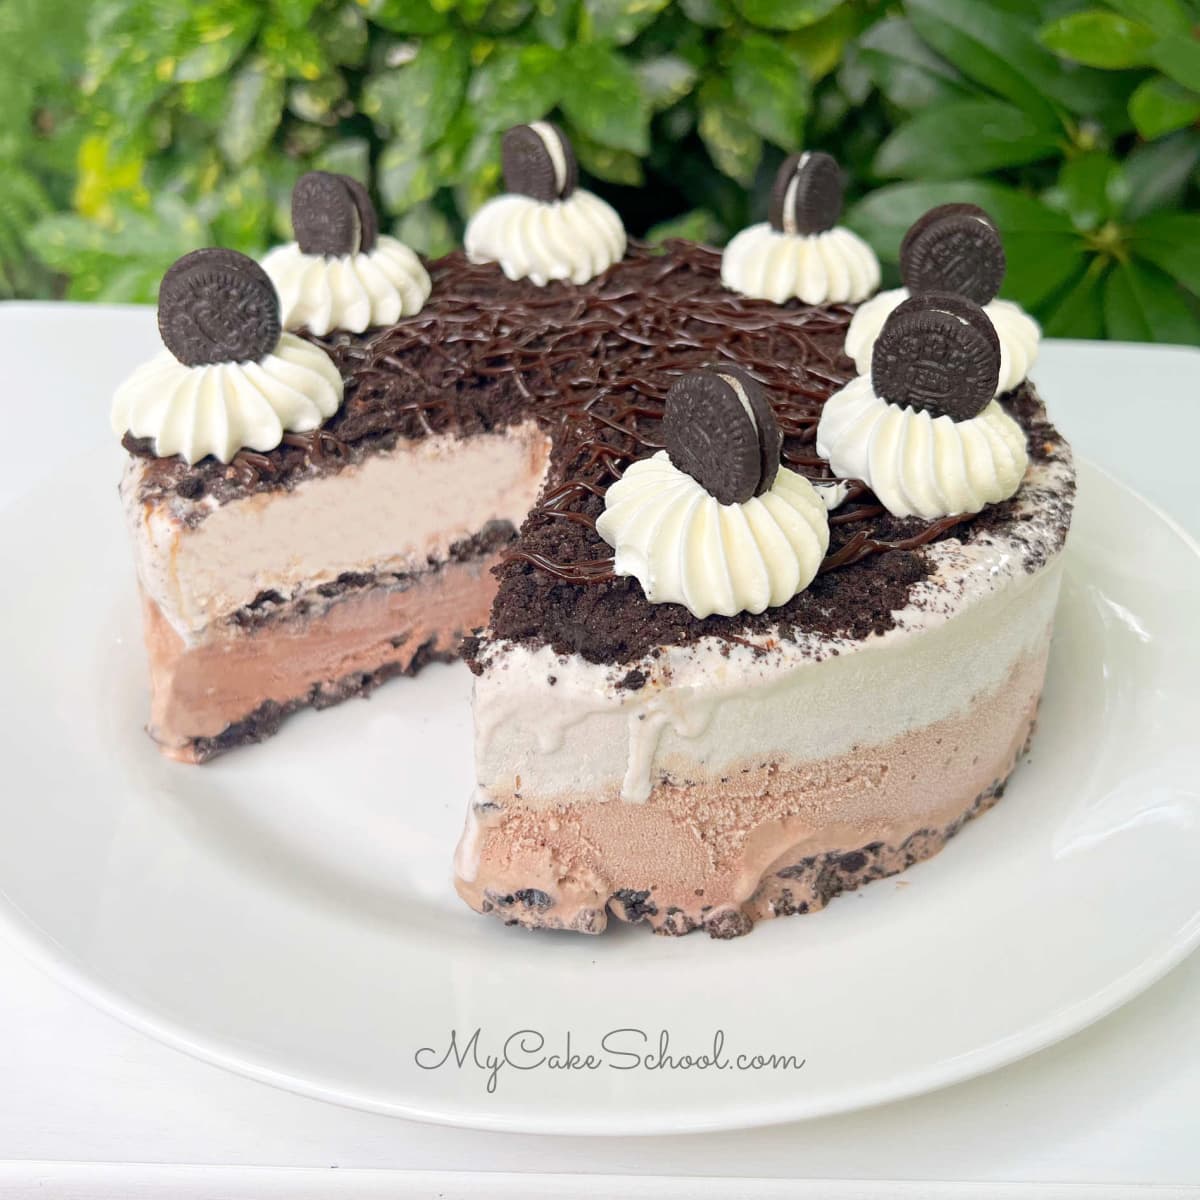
<box><xmin>121</xmin><ymin>237</ymin><xmax>1073</xmax><ymax>665</ymax></box>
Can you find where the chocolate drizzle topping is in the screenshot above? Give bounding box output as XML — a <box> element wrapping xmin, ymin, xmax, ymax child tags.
<box><xmin>123</xmin><ymin>239</ymin><xmax>1071</xmax><ymax>664</ymax></box>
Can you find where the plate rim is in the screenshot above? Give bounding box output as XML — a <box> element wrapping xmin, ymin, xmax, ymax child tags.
<box><xmin>1</xmin><ymin>455</ymin><xmax>1199</xmax><ymax>1136</ymax></box>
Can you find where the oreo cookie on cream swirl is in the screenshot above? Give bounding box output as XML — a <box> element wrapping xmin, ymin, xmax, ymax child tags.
<box><xmin>872</xmin><ymin>292</ymin><xmax>1000</xmax><ymax>421</ymax></box>
<box><xmin>819</xmin><ymin>293</ymin><xmax>1029</xmax><ymax>521</ymax></box>
<box><xmin>113</xmin><ymin>248</ymin><xmax>343</xmax><ymax>465</ymax></box>
<box><xmin>722</xmin><ymin>152</ymin><xmax>880</xmax><ymax>305</ymax></box>
<box><xmin>844</xmin><ymin>203</ymin><xmax>1040</xmax><ymax>395</ymax></box>
<box><xmin>261</xmin><ymin>171</ymin><xmax>431</xmax><ymax>335</ymax></box>
<box><xmin>597</xmin><ymin>369</ymin><xmax>830</xmax><ymax>619</ymax></box>
<box><xmin>661</xmin><ymin>368</ymin><xmax>781</xmax><ymax>505</ymax></box>
<box><xmin>464</xmin><ymin>123</ymin><xmax>626</xmax><ymax>286</ymax></box>
<box><xmin>502</xmin><ymin>122</ymin><xmax>578</xmax><ymax>202</ymax></box>
<box><xmin>769</xmin><ymin>151</ymin><xmax>844</xmax><ymax>236</ymax></box>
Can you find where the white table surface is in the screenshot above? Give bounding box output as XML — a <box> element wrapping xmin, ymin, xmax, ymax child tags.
<box><xmin>1</xmin><ymin>303</ymin><xmax>1198</xmax><ymax>1198</ymax></box>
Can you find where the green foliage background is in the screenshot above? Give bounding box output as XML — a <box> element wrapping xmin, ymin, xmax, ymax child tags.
<box><xmin>2</xmin><ymin>0</ymin><xmax>1199</xmax><ymax>342</ymax></box>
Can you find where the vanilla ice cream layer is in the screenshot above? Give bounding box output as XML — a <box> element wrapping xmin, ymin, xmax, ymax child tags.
<box><xmin>121</xmin><ymin>422</ymin><xmax>551</xmax><ymax>642</ymax></box>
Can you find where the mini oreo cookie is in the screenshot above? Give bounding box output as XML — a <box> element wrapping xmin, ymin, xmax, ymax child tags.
<box><xmin>292</xmin><ymin>171</ymin><xmax>378</xmax><ymax>256</ymax></box>
<box><xmin>502</xmin><ymin>122</ymin><xmax>577</xmax><ymax>203</ymax></box>
<box><xmin>661</xmin><ymin>367</ymin><xmax>782</xmax><ymax>505</ymax></box>
<box><xmin>157</xmin><ymin>248</ymin><xmax>281</xmax><ymax>368</ymax></box>
<box><xmin>871</xmin><ymin>292</ymin><xmax>1000</xmax><ymax>421</ymax></box>
<box><xmin>899</xmin><ymin>203</ymin><xmax>1005</xmax><ymax>305</ymax></box>
<box><xmin>768</xmin><ymin>152</ymin><xmax>843</xmax><ymax>236</ymax></box>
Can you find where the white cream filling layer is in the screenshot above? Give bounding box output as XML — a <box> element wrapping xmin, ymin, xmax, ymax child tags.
<box><xmin>472</xmin><ymin>447</ymin><xmax>1072</xmax><ymax>806</ymax></box>
<box><xmin>123</xmin><ymin>422</ymin><xmax>551</xmax><ymax>642</ymax></box>
<box><xmin>475</xmin><ymin>548</ymin><xmax>1063</xmax><ymax>807</ymax></box>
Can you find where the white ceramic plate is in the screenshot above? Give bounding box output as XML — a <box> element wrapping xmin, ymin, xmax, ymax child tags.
<box><xmin>0</xmin><ymin>451</ymin><xmax>1197</xmax><ymax>1136</ymax></box>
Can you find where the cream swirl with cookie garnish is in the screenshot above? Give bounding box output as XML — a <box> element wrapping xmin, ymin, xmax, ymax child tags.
<box><xmin>819</xmin><ymin>293</ymin><xmax>1029</xmax><ymax>520</ymax></box>
<box><xmin>844</xmin><ymin>203</ymin><xmax>1040</xmax><ymax>395</ymax></box>
<box><xmin>597</xmin><ymin>369</ymin><xmax>830</xmax><ymax>618</ymax></box>
<box><xmin>722</xmin><ymin>152</ymin><xmax>880</xmax><ymax>305</ymax></box>
<box><xmin>262</xmin><ymin>171</ymin><xmax>431</xmax><ymax>334</ymax></box>
<box><xmin>465</xmin><ymin>122</ymin><xmax>626</xmax><ymax>286</ymax></box>
<box><xmin>111</xmin><ymin>248</ymin><xmax>344</xmax><ymax>465</ymax></box>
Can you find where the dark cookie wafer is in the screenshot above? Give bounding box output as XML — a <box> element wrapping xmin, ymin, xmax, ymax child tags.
<box><xmin>900</xmin><ymin>203</ymin><xmax>1005</xmax><ymax>305</ymax></box>
<box><xmin>157</xmin><ymin>248</ymin><xmax>281</xmax><ymax>367</ymax></box>
<box><xmin>341</xmin><ymin>175</ymin><xmax>378</xmax><ymax>253</ymax></box>
<box><xmin>662</xmin><ymin>367</ymin><xmax>782</xmax><ymax>504</ymax></box>
<box><xmin>768</xmin><ymin>152</ymin><xmax>843</xmax><ymax>236</ymax></box>
<box><xmin>502</xmin><ymin>122</ymin><xmax>577</xmax><ymax>202</ymax></box>
<box><xmin>871</xmin><ymin>292</ymin><xmax>1000</xmax><ymax>420</ymax></box>
<box><xmin>292</xmin><ymin>171</ymin><xmax>376</xmax><ymax>256</ymax></box>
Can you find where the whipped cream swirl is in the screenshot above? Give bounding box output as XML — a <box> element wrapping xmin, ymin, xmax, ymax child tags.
<box><xmin>111</xmin><ymin>333</ymin><xmax>343</xmax><ymax>465</ymax></box>
<box><xmin>846</xmin><ymin>287</ymin><xmax>1040</xmax><ymax>395</ymax></box>
<box><xmin>464</xmin><ymin>189</ymin><xmax>626</xmax><ymax>286</ymax></box>
<box><xmin>261</xmin><ymin>235</ymin><xmax>431</xmax><ymax>335</ymax></box>
<box><xmin>721</xmin><ymin>225</ymin><xmax>880</xmax><ymax>305</ymax></box>
<box><xmin>596</xmin><ymin>451</ymin><xmax>830</xmax><ymax>618</ymax></box>
<box><xmin>816</xmin><ymin>375</ymin><xmax>1028</xmax><ymax>520</ymax></box>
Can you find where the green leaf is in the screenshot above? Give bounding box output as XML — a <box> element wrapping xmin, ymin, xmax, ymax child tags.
<box><xmin>697</xmin><ymin>80</ymin><xmax>762</xmax><ymax>185</ymax></box>
<box><xmin>562</xmin><ymin>44</ymin><xmax>649</xmax><ymax>153</ymax></box>
<box><xmin>905</xmin><ymin>0</ymin><xmax>1060</xmax><ymax>126</ymax></box>
<box><xmin>469</xmin><ymin>43</ymin><xmax>564</xmax><ymax>132</ymax></box>
<box><xmin>318</xmin><ymin>4</ymin><xmax>370</xmax><ymax>66</ymax></box>
<box><xmin>532</xmin><ymin>0</ymin><xmax>578</xmax><ymax>47</ymax></box>
<box><xmin>1039</xmin><ymin>11</ymin><xmax>1157</xmax><ymax>69</ymax></box>
<box><xmin>1122</xmin><ymin>131</ymin><xmax>1200</xmax><ymax>220</ymax></box>
<box><xmin>874</xmin><ymin>99</ymin><xmax>1060</xmax><ymax>179</ymax></box>
<box><xmin>572</xmin><ymin>133</ymin><xmax>644</xmax><ymax>185</ymax></box>
<box><xmin>478</xmin><ymin>0</ymin><xmax>535</xmax><ymax>34</ymax></box>
<box><xmin>377</xmin><ymin>134</ymin><xmax>438</xmax><ymax>212</ymax></box>
<box><xmin>1129</xmin><ymin>76</ymin><xmax>1200</xmax><ymax>140</ymax></box>
<box><xmin>363</xmin><ymin>0</ymin><xmax>449</xmax><ymax>35</ymax></box>
<box><xmin>856</xmin><ymin>17</ymin><xmax>973</xmax><ymax>110</ymax></box>
<box><xmin>679</xmin><ymin>0</ymin><xmax>732</xmax><ymax>27</ymax></box>
<box><xmin>731</xmin><ymin>0</ymin><xmax>841</xmax><ymax>32</ymax></box>
<box><xmin>636</xmin><ymin>55</ymin><xmax>699</xmax><ymax>110</ymax></box>
<box><xmin>1103</xmin><ymin>0</ymin><xmax>1191</xmax><ymax>37</ymax></box>
<box><xmin>394</xmin><ymin>202</ymin><xmax>456</xmax><ymax>257</ymax></box>
<box><xmin>785</xmin><ymin>4</ymin><xmax>860</xmax><ymax>82</ymax></box>
<box><xmin>646</xmin><ymin>207</ymin><xmax>725</xmax><ymax>245</ymax></box>
<box><xmin>175</xmin><ymin>8</ymin><xmax>259</xmax><ymax>83</ymax></box>
<box><xmin>218</xmin><ymin>61</ymin><xmax>285</xmax><ymax>166</ymax></box>
<box><xmin>727</xmin><ymin>33</ymin><xmax>808</xmax><ymax>149</ymax></box>
<box><xmin>361</xmin><ymin>34</ymin><xmax>468</xmax><ymax>147</ymax></box>
<box><xmin>845</xmin><ymin>179</ymin><xmax>1082</xmax><ymax>309</ymax></box>
<box><xmin>580</xmin><ymin>0</ymin><xmax>671</xmax><ymax>46</ymax></box>
<box><xmin>288</xmin><ymin>74</ymin><xmax>348</xmax><ymax>125</ymax></box>
<box><xmin>1047</xmin><ymin>151</ymin><xmax>1122</xmax><ymax>232</ymax></box>
<box><xmin>1042</xmin><ymin>258</ymin><xmax>1108</xmax><ymax>339</ymax></box>
<box><xmin>1148</xmin><ymin>35</ymin><xmax>1200</xmax><ymax>93</ymax></box>
<box><xmin>258</xmin><ymin>16</ymin><xmax>328</xmax><ymax>80</ymax></box>
<box><xmin>1105</xmin><ymin>260</ymin><xmax>1200</xmax><ymax>343</ymax></box>
<box><xmin>313</xmin><ymin>136</ymin><xmax>371</xmax><ymax>181</ymax></box>
<box><xmin>1130</xmin><ymin>212</ymin><xmax>1200</xmax><ymax>296</ymax></box>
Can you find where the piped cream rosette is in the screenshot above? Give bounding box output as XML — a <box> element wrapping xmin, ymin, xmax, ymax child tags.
<box><xmin>261</xmin><ymin>170</ymin><xmax>430</xmax><ymax>334</ymax></box>
<box><xmin>845</xmin><ymin>288</ymin><xmax>1039</xmax><ymax>396</ymax></box>
<box><xmin>819</xmin><ymin>293</ymin><xmax>1028</xmax><ymax>520</ymax></box>
<box><xmin>597</xmin><ymin>369</ymin><xmax>830</xmax><ymax>619</ymax></box>
<box><xmin>722</xmin><ymin>151</ymin><xmax>880</xmax><ymax>305</ymax></box>
<box><xmin>465</xmin><ymin>122</ymin><xmax>626</xmax><ymax>286</ymax></box>
<box><xmin>111</xmin><ymin>248</ymin><xmax>343</xmax><ymax>465</ymax></box>
<box><xmin>845</xmin><ymin>203</ymin><xmax>1040</xmax><ymax>395</ymax></box>
<box><xmin>263</xmin><ymin>237</ymin><xmax>431</xmax><ymax>335</ymax></box>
